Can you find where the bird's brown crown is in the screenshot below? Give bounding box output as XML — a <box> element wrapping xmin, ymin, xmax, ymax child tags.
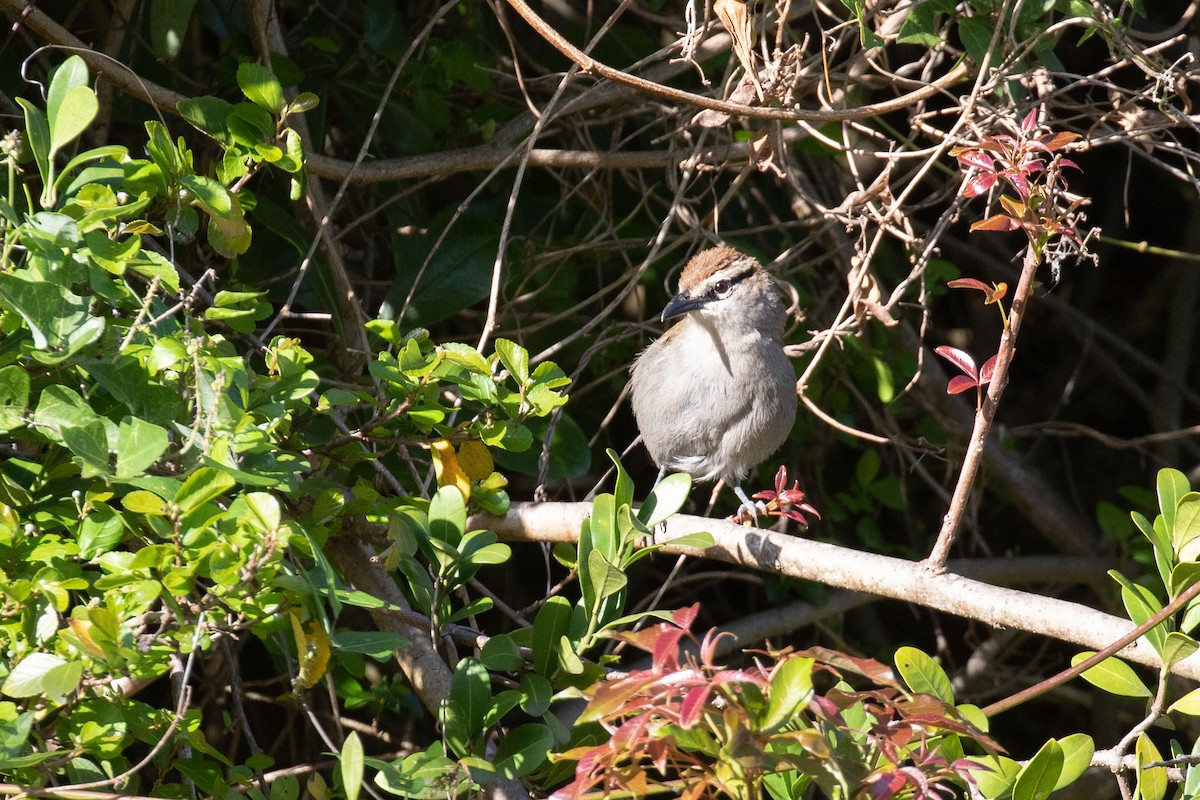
<box><xmin>678</xmin><ymin>246</ymin><xmax>758</xmax><ymax>291</ymax></box>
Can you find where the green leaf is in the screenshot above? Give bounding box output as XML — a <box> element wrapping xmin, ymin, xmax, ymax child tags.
<box><xmin>489</xmin><ymin>414</ymin><xmax>589</xmax><ymax>479</ymax></box>
<box><xmin>115</xmin><ymin>417</ymin><xmax>169</xmax><ymax>480</ymax></box>
<box><xmin>381</xmin><ymin>227</ymin><xmax>497</xmax><ymax>327</ymax></box>
<box><xmin>46</xmin><ymin>56</ymin><xmax>88</xmax><ymax>115</ymax></box>
<box><xmin>1173</xmin><ymin>561</ymin><xmax>1200</xmax><ymax>601</ymax></box>
<box><xmin>895</xmin><ymin>0</ymin><xmax>951</xmax><ymax>46</ymax></box>
<box><xmin>1136</xmin><ymin>733</ymin><xmax>1168</xmax><ymax>800</ymax></box>
<box><xmin>610</xmin><ymin>448</ymin><xmax>634</xmax><ymax>512</ymax></box>
<box><xmin>894</xmin><ymin>646</ymin><xmax>954</xmax><ymax>703</ymax></box>
<box><xmin>429</xmin><ymin>486</ymin><xmax>466</xmax><ymax>548</ymax></box>
<box><xmin>1175</xmin><ymin>493</ymin><xmax>1200</xmax><ymax>553</ymax></box>
<box><xmin>178</xmin><ymin>95</ymin><xmax>234</xmax><ymax>139</ymax></box>
<box><xmin>441</xmin><ymin>658</ymin><xmax>490</xmax><ymax>757</ymax></box>
<box><xmin>63</xmin><ymin>420</ymin><xmax>111</xmax><ymax>476</ymax></box>
<box><xmin>181</xmin><ymin>174</ymin><xmax>232</xmax><ymax>216</ymax></box>
<box><xmin>481</xmin><ymin>690</ymin><xmax>521</xmax><ymax>731</ymax></box>
<box><xmin>1170</xmin><ymin>686</ymin><xmax>1200</xmax><ymax>715</ymax></box>
<box><xmin>150</xmin><ymin>0</ymin><xmax>198</xmax><ymax>59</ymax></box>
<box><xmin>479</xmin><ymin>634</ymin><xmax>524</xmax><ymax>673</ymax></box>
<box><xmin>969</xmin><ymin>755</ymin><xmax>1021</xmax><ymax>799</ymax></box>
<box><xmin>0</xmin><ymin>273</ymin><xmax>105</xmax><ymax>360</ymax></box>
<box><xmin>659</xmin><ymin>531</ymin><xmax>715</xmax><ymax>551</ymax></box>
<box><xmin>840</xmin><ymin>0</ymin><xmax>885</xmax><ymax>47</ymax></box>
<box><xmin>492</xmin><ymin>724</ymin><xmax>553</xmax><ymax>778</ymax></box>
<box><xmin>587</xmin><ymin>493</ymin><xmax>618</xmax><ymax>562</ymax></box>
<box><xmin>2</xmin><ymin>653</ymin><xmax>82</xmax><ymax>700</ymax></box>
<box><xmin>16</xmin><ymin>99</ymin><xmax>50</xmax><ymax>189</ymax></box>
<box><xmin>0</xmin><ymin>366</ymin><xmax>29</xmax><ymax>432</ymax></box>
<box><xmin>205</xmin><ymin>195</ymin><xmax>253</xmax><ymax>257</ymax></box>
<box><xmin>1184</xmin><ymin>738</ymin><xmax>1200</xmax><ymax>800</ymax></box>
<box><xmin>1071</xmin><ymin>652</ymin><xmax>1152</xmax><ymax>698</ymax></box>
<box><xmin>331</xmin><ymin>631</ymin><xmax>408</xmax><ymax>660</ymax></box>
<box><xmin>48</xmin><ymin>86</ymin><xmax>98</xmax><ymax>159</ymax></box>
<box><xmin>174</xmin><ymin>467</ymin><xmax>236</xmax><ymax>516</ymax></box>
<box><xmin>763</xmin><ymin>656</ymin><xmax>814</xmax><ymax>732</ymax></box>
<box><xmin>1013</xmin><ymin>740</ymin><xmax>1063</xmax><ymax>800</ymax></box>
<box><xmin>494</xmin><ymin>339</ymin><xmax>530</xmax><ymax>385</ymax></box>
<box><xmin>532</xmin><ymin>596</ymin><xmax>571</xmax><ymax>677</ymax></box>
<box><xmin>1159</xmin><ymin>468</ymin><xmax>1190</xmax><ymax>533</ymax></box>
<box><xmin>78</xmin><ymin>505</ymin><xmax>125</xmax><ymax>560</ymax></box>
<box><xmin>340</xmin><ymin>731</ymin><xmax>364</xmax><ymax>800</ymax></box>
<box><xmin>1053</xmin><ymin>734</ymin><xmax>1095</xmax><ymax>791</ymax></box>
<box><xmin>370</xmin><ymin>746</ymin><xmax>461</xmax><ymax>800</ymax></box>
<box><xmin>288</xmin><ymin>92</ymin><xmax>320</xmax><ymax>114</ymax></box>
<box><xmin>46</xmin><ymin>57</ymin><xmax>94</xmax><ymax>156</ymax></box>
<box><xmin>1110</xmin><ymin>571</ymin><xmax>1166</xmax><ymax>655</ymax></box>
<box><xmin>237</xmin><ymin>62</ymin><xmax>286</xmax><ymax>114</ymax></box>
<box><xmin>33</xmin><ymin>385</ymin><xmax>98</xmax><ymax>436</ymax></box>
<box><xmin>638</xmin><ymin>471</ymin><xmax>691</xmax><ymax>528</ymax></box>
<box><xmin>1161</xmin><ymin>631</ymin><xmax>1198</xmax><ymax>668</ymax></box>
<box><xmin>122</xmin><ymin>489</ymin><xmax>169</xmax><ymax>515</ymax></box>
<box><xmin>585</xmin><ymin>549</ymin><xmax>627</xmax><ymax>604</ymax></box>
<box><xmin>518</xmin><ymin>673</ymin><xmax>552</xmax><ymax>717</ymax></box>
<box><xmin>270</xmin><ymin>776</ymin><xmax>299</xmax><ymax>800</ymax></box>
<box><xmin>245</xmin><ymin>492</ymin><xmax>282</xmax><ymax>532</ymax></box>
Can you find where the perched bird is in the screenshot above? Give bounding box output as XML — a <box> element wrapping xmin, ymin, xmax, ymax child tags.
<box><xmin>630</xmin><ymin>246</ymin><xmax>797</xmax><ymax>519</ymax></box>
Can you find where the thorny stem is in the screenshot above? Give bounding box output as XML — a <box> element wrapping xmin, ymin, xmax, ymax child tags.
<box><xmin>925</xmin><ymin>245</ymin><xmax>1039</xmax><ymax>571</ymax></box>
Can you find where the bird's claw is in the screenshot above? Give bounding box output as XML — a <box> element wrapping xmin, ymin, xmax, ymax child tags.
<box><xmin>730</xmin><ymin>499</ymin><xmax>772</xmax><ymax>526</ymax></box>
<box><xmin>730</xmin><ymin>486</ymin><xmax>771</xmax><ymax>526</ymax></box>
<box><xmin>728</xmin><ymin>469</ymin><xmax>821</xmax><ymax>528</ymax></box>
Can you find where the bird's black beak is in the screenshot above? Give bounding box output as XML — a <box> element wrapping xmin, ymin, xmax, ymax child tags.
<box><xmin>660</xmin><ymin>292</ymin><xmax>708</xmax><ymax>321</ymax></box>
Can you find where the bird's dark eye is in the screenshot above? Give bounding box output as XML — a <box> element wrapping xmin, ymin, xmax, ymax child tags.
<box><xmin>713</xmin><ymin>279</ymin><xmax>733</xmax><ymax>298</ymax></box>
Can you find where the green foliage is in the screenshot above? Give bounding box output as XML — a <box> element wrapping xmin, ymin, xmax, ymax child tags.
<box><xmin>1078</xmin><ymin>469</ymin><xmax>1200</xmax><ymax>696</ymax></box>
<box><xmin>0</xmin><ymin>56</ymin><xmax>573</xmax><ymax>795</ymax></box>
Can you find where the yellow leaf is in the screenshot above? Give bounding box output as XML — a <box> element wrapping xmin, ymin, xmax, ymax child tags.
<box><xmin>1136</xmin><ymin>733</ymin><xmax>1167</xmax><ymax>800</ymax></box>
<box><xmin>430</xmin><ymin>439</ymin><xmax>470</xmax><ymax>499</ymax></box>
<box><xmin>290</xmin><ymin>609</ymin><xmax>331</xmax><ymax>689</ymax></box>
<box><xmin>65</xmin><ymin>619</ymin><xmax>106</xmax><ymax>660</ymax></box>
<box><xmin>458</xmin><ymin>440</ymin><xmax>494</xmax><ymax>481</ymax></box>
<box><xmin>1169</xmin><ymin>687</ymin><xmax>1200</xmax><ymax>715</ymax></box>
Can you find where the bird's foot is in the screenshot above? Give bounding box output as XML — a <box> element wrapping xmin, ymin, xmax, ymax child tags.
<box><xmin>727</xmin><ymin>467</ymin><xmax>821</xmax><ymax>528</ymax></box>
<box><xmin>730</xmin><ymin>486</ymin><xmax>771</xmax><ymax>526</ymax></box>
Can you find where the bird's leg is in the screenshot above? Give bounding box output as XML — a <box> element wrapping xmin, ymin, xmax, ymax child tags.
<box><xmin>653</xmin><ymin>465</ymin><xmax>668</xmax><ymax>488</ymax></box>
<box><xmin>732</xmin><ymin>484</ymin><xmax>770</xmax><ymax>525</ymax></box>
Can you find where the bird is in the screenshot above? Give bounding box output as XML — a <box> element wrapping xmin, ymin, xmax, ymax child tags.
<box><xmin>630</xmin><ymin>246</ymin><xmax>797</xmax><ymax>521</ymax></box>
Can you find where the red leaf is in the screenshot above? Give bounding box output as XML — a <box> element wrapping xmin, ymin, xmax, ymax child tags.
<box><xmin>934</xmin><ymin>345</ymin><xmax>977</xmax><ymax>377</ymax></box>
<box><xmin>979</xmin><ymin>354</ymin><xmax>999</xmax><ymax>384</ymax></box>
<box><xmin>680</xmin><ymin>685</ymin><xmax>712</xmax><ymax>728</ymax></box>
<box><xmin>672</xmin><ymin>604</ymin><xmax>700</xmax><ymax>630</ymax></box>
<box><xmin>946</xmin><ymin>278</ymin><xmax>991</xmax><ymax>293</ymax></box>
<box><xmin>955</xmin><ymin>149</ymin><xmax>995</xmax><ymax>171</ymax></box>
<box><xmin>1021</xmin><ymin>108</ymin><xmax>1039</xmax><ymax>133</ymax></box>
<box><xmin>972</xmin><ymin>138</ymin><xmax>1008</xmax><ymax>154</ymax></box>
<box><xmin>1037</xmin><ymin>130</ymin><xmax>1081</xmax><ymax>151</ymax></box>
<box><xmin>969</xmin><ymin>214</ymin><xmax>1021</xmax><ymax>232</ymax></box>
<box><xmin>946</xmin><ymin>375</ymin><xmax>978</xmax><ymax>395</ymax></box>
<box><xmin>961</xmin><ymin>173</ymin><xmax>996</xmax><ymax>198</ymax></box>
<box><xmin>1004</xmin><ymin>171</ymin><xmax>1030</xmax><ymax>200</ymax></box>
<box><xmin>652</xmin><ymin>626</ymin><xmax>687</xmax><ymax>670</ymax></box>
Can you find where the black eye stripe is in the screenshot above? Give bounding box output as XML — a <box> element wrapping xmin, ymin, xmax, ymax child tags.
<box><xmin>707</xmin><ymin>267</ymin><xmax>754</xmax><ymax>299</ymax></box>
